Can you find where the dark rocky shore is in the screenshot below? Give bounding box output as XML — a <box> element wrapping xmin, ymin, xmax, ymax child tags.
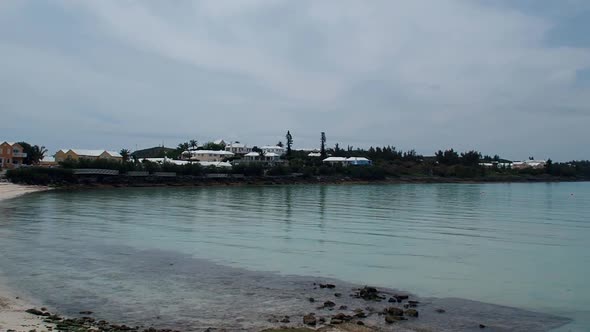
<box><xmin>14</xmin><ymin>248</ymin><xmax>570</xmax><ymax>332</ymax></box>
<box><xmin>48</xmin><ymin>173</ymin><xmax>590</xmax><ymax>191</ymax></box>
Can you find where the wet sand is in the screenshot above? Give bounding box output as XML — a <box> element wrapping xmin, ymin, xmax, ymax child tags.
<box><xmin>0</xmin><ymin>182</ymin><xmax>53</xmax><ymax>332</ymax></box>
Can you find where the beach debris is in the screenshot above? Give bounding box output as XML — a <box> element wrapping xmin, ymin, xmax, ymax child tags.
<box><xmin>353</xmin><ymin>309</ymin><xmax>367</xmax><ymax>318</ymax></box>
<box><xmin>405</xmin><ymin>309</ymin><xmax>419</xmax><ymax>317</ymax></box>
<box><xmin>354</xmin><ymin>286</ymin><xmax>385</xmax><ymax>301</ymax></box>
<box><xmin>280</xmin><ymin>316</ymin><xmax>290</xmax><ymax>323</ymax></box>
<box><xmin>393</xmin><ymin>294</ymin><xmax>409</xmax><ymax>302</ymax></box>
<box><xmin>332</xmin><ymin>313</ymin><xmax>353</xmax><ymax>323</ymax></box>
<box><xmin>25</xmin><ymin>308</ymin><xmax>44</xmax><ymax>316</ymax></box>
<box><xmin>479</xmin><ymin>324</ymin><xmax>486</xmax><ymax>329</ymax></box>
<box><xmin>303</xmin><ymin>313</ymin><xmax>317</xmax><ymax>326</ymax></box>
<box><xmin>334</xmin><ymin>292</ymin><xmax>342</xmax><ymax>297</ymax></box>
<box><xmin>384</xmin><ymin>307</ymin><xmax>404</xmax><ymax>316</ymax></box>
<box><xmin>323</xmin><ymin>300</ymin><xmax>336</xmax><ymax>308</ymax></box>
<box><xmin>308</xmin><ymin>297</ymin><xmax>315</xmax><ymax>303</ymax></box>
<box><xmin>319</xmin><ymin>283</ymin><xmax>336</xmax><ymax>289</ymax></box>
<box><xmin>435</xmin><ymin>308</ymin><xmax>446</xmax><ymax>313</ymax></box>
<box><xmin>385</xmin><ymin>315</ymin><xmax>405</xmax><ymax>324</ymax></box>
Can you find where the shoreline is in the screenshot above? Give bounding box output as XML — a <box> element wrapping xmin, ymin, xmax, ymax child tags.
<box><xmin>0</xmin><ymin>182</ymin><xmax>54</xmax><ymax>332</ymax></box>
<box><xmin>35</xmin><ymin>174</ymin><xmax>590</xmax><ymax>191</ymax></box>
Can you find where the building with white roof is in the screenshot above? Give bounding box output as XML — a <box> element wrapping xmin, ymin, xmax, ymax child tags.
<box><xmin>181</xmin><ymin>150</ymin><xmax>234</xmax><ymax>162</ymax></box>
<box><xmin>225</xmin><ymin>142</ymin><xmax>252</xmax><ymax>155</ymax></box>
<box><xmin>322</xmin><ymin>157</ymin><xmax>347</xmax><ymax>165</ymax></box>
<box><xmin>323</xmin><ymin>156</ymin><xmax>372</xmax><ymax>166</ymax></box>
<box><xmin>308</xmin><ymin>152</ymin><xmax>322</xmax><ymax>157</ymax></box>
<box><xmin>261</xmin><ymin>145</ymin><xmax>286</xmax><ymax>156</ymax></box>
<box><xmin>54</xmin><ymin>149</ymin><xmax>122</xmax><ymax>162</ymax></box>
<box><xmin>512</xmin><ymin>160</ymin><xmax>546</xmax><ymax>169</ymax></box>
<box><xmin>346</xmin><ymin>157</ymin><xmax>372</xmax><ymax>166</ymax></box>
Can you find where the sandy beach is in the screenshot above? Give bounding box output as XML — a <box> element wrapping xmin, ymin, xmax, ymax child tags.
<box><xmin>0</xmin><ymin>182</ymin><xmax>54</xmax><ymax>332</ymax></box>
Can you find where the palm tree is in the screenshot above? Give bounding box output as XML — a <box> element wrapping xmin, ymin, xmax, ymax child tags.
<box><xmin>189</xmin><ymin>139</ymin><xmax>198</xmax><ymax>150</ymax></box>
<box><xmin>28</xmin><ymin>145</ymin><xmax>48</xmax><ymax>164</ymax></box>
<box><xmin>120</xmin><ymin>149</ymin><xmax>131</xmax><ymax>163</ymax></box>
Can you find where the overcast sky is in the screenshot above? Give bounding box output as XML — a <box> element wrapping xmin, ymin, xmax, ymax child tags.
<box><xmin>1</xmin><ymin>0</ymin><xmax>589</xmax><ymax>161</ymax></box>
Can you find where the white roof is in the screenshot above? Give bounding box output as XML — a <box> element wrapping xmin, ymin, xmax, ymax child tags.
<box><xmin>346</xmin><ymin>157</ymin><xmax>371</xmax><ymax>161</ymax></box>
<box><xmin>198</xmin><ymin>161</ymin><xmax>232</xmax><ymax>168</ymax></box>
<box><xmin>143</xmin><ymin>158</ymin><xmax>188</xmax><ymax>165</ymax></box>
<box><xmin>264</xmin><ymin>152</ymin><xmax>279</xmax><ymax>157</ymax></box>
<box><xmin>245</xmin><ymin>152</ymin><xmax>260</xmax><ymax>157</ymax></box>
<box><xmin>226</xmin><ymin>143</ymin><xmax>247</xmax><ymax>148</ymax></box>
<box><xmin>213</xmin><ymin>139</ymin><xmax>225</xmax><ymax>145</ymax></box>
<box><xmin>70</xmin><ymin>149</ymin><xmax>107</xmax><ymax>157</ymax></box>
<box><xmin>106</xmin><ymin>151</ymin><xmax>122</xmax><ymax>158</ymax></box>
<box><xmin>261</xmin><ymin>145</ymin><xmax>285</xmax><ymax>150</ymax></box>
<box><xmin>185</xmin><ymin>150</ymin><xmax>234</xmax><ymax>156</ymax></box>
<box><xmin>308</xmin><ymin>152</ymin><xmax>322</xmax><ymax>157</ymax></box>
<box><xmin>323</xmin><ymin>157</ymin><xmax>347</xmax><ymax>162</ymax></box>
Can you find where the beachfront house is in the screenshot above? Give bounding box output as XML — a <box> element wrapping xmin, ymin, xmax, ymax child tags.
<box><xmin>54</xmin><ymin>149</ymin><xmax>123</xmax><ymax>162</ymax></box>
<box><xmin>323</xmin><ymin>156</ymin><xmax>372</xmax><ymax>166</ymax></box>
<box><xmin>346</xmin><ymin>157</ymin><xmax>372</xmax><ymax>166</ymax></box>
<box><xmin>243</xmin><ymin>152</ymin><xmax>261</xmax><ymax>161</ymax></box>
<box><xmin>225</xmin><ymin>142</ymin><xmax>252</xmax><ymax>155</ymax></box>
<box><xmin>323</xmin><ymin>157</ymin><xmax>347</xmax><ymax>165</ymax></box>
<box><xmin>512</xmin><ymin>160</ymin><xmax>546</xmax><ymax>169</ymax></box>
<box><xmin>181</xmin><ymin>150</ymin><xmax>234</xmax><ymax>162</ymax></box>
<box><xmin>261</xmin><ymin>145</ymin><xmax>286</xmax><ymax>156</ymax></box>
<box><xmin>0</xmin><ymin>142</ymin><xmax>27</xmax><ymax>169</ymax></box>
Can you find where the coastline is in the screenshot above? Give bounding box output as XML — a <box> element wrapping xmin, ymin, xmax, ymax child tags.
<box><xmin>0</xmin><ymin>182</ymin><xmax>54</xmax><ymax>332</ymax></box>
<box><xmin>37</xmin><ymin>174</ymin><xmax>590</xmax><ymax>191</ymax></box>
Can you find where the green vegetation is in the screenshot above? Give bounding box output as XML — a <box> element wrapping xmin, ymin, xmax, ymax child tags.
<box><xmin>6</xmin><ymin>167</ymin><xmax>75</xmax><ymax>185</ymax></box>
<box><xmin>130</xmin><ymin>146</ymin><xmax>176</xmax><ymax>159</ymax></box>
<box><xmin>17</xmin><ymin>141</ymin><xmax>48</xmax><ymax>165</ymax></box>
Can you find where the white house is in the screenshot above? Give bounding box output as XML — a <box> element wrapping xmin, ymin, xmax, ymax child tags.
<box><xmin>243</xmin><ymin>151</ymin><xmax>261</xmax><ymax>161</ymax></box>
<box><xmin>182</xmin><ymin>150</ymin><xmax>234</xmax><ymax>162</ymax></box>
<box><xmin>261</xmin><ymin>145</ymin><xmax>285</xmax><ymax>156</ymax></box>
<box><xmin>308</xmin><ymin>152</ymin><xmax>322</xmax><ymax>157</ymax></box>
<box><xmin>225</xmin><ymin>142</ymin><xmax>252</xmax><ymax>155</ymax></box>
<box><xmin>512</xmin><ymin>160</ymin><xmax>546</xmax><ymax>169</ymax></box>
<box><xmin>346</xmin><ymin>157</ymin><xmax>372</xmax><ymax>166</ymax></box>
<box><xmin>323</xmin><ymin>157</ymin><xmax>347</xmax><ymax>165</ymax></box>
<box><xmin>323</xmin><ymin>156</ymin><xmax>372</xmax><ymax>166</ymax></box>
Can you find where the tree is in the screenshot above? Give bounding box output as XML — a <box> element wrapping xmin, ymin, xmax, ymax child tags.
<box><xmin>435</xmin><ymin>149</ymin><xmax>460</xmax><ymax>165</ymax></box>
<box><xmin>17</xmin><ymin>142</ymin><xmax>48</xmax><ymax>165</ymax></box>
<box><xmin>277</xmin><ymin>141</ymin><xmax>284</xmax><ymax>147</ymax></box>
<box><xmin>189</xmin><ymin>139</ymin><xmax>198</xmax><ymax>150</ymax></box>
<box><xmin>285</xmin><ymin>131</ymin><xmax>293</xmax><ymax>156</ymax></box>
<box><xmin>320</xmin><ymin>132</ymin><xmax>327</xmax><ymax>158</ymax></box>
<box><xmin>120</xmin><ymin>149</ymin><xmax>131</xmax><ymax>163</ymax></box>
<box><xmin>460</xmin><ymin>150</ymin><xmax>482</xmax><ymax>166</ymax></box>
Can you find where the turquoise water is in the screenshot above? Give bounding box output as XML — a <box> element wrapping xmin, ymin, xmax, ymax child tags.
<box><xmin>0</xmin><ymin>183</ymin><xmax>589</xmax><ymax>330</ymax></box>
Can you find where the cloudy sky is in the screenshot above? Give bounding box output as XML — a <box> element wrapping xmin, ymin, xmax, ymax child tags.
<box><xmin>1</xmin><ymin>0</ymin><xmax>589</xmax><ymax>161</ymax></box>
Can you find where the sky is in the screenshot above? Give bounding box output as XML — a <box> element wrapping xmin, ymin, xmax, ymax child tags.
<box><xmin>1</xmin><ymin>0</ymin><xmax>589</xmax><ymax>161</ymax></box>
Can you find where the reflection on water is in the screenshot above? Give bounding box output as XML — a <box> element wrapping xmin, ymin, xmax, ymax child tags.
<box><xmin>0</xmin><ymin>183</ymin><xmax>589</xmax><ymax>330</ymax></box>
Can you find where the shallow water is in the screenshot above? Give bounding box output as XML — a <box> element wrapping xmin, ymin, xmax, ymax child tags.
<box><xmin>0</xmin><ymin>183</ymin><xmax>588</xmax><ymax>330</ymax></box>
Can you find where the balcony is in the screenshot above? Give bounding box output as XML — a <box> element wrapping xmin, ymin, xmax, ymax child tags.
<box><xmin>12</xmin><ymin>152</ymin><xmax>27</xmax><ymax>158</ymax></box>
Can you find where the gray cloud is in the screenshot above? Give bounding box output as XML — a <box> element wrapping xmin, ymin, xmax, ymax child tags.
<box><xmin>1</xmin><ymin>0</ymin><xmax>589</xmax><ymax>160</ymax></box>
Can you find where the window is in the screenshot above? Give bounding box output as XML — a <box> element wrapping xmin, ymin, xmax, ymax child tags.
<box><xmin>13</xmin><ymin>159</ymin><xmax>18</xmax><ymax>164</ymax></box>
